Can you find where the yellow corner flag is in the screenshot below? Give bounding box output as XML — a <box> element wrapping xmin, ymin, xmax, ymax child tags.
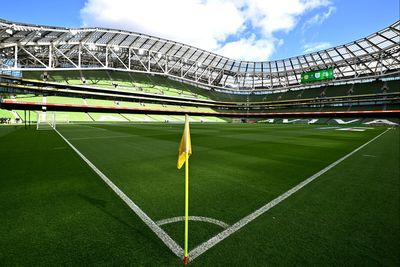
<box><xmin>177</xmin><ymin>115</ymin><xmax>192</xmax><ymax>169</ymax></box>
<box><xmin>178</xmin><ymin>115</ymin><xmax>191</xmax><ymax>265</ymax></box>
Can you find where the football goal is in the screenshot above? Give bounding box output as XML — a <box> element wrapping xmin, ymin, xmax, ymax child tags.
<box><xmin>36</xmin><ymin>112</ymin><xmax>56</xmax><ymax>130</ymax></box>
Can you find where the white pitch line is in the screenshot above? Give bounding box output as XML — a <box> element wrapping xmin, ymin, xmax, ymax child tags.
<box><xmin>157</xmin><ymin>216</ymin><xmax>229</xmax><ymax>229</ymax></box>
<box><xmin>188</xmin><ymin>129</ymin><xmax>390</xmax><ymax>261</ymax></box>
<box><xmin>54</xmin><ymin>128</ymin><xmax>184</xmax><ymax>258</ymax></box>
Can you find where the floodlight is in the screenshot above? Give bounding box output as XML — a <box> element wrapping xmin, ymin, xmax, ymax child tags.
<box><xmin>69</xmin><ymin>29</ymin><xmax>78</xmax><ymax>36</ymax></box>
<box><xmin>113</xmin><ymin>45</ymin><xmax>120</xmax><ymax>52</ymax></box>
<box><xmin>88</xmin><ymin>44</ymin><xmax>96</xmax><ymax>50</ymax></box>
<box><xmin>157</xmin><ymin>53</ymin><xmax>162</xmax><ymax>59</ymax></box>
<box><xmin>138</xmin><ymin>49</ymin><xmax>144</xmax><ymax>55</ymax></box>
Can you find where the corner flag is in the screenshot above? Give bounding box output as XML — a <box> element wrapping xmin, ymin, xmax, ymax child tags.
<box><xmin>177</xmin><ymin>115</ymin><xmax>192</xmax><ymax>169</ymax></box>
<box><xmin>177</xmin><ymin>115</ymin><xmax>191</xmax><ymax>265</ymax></box>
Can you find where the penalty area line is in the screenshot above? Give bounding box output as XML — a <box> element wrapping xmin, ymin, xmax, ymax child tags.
<box><xmin>188</xmin><ymin>128</ymin><xmax>391</xmax><ymax>261</ymax></box>
<box><xmin>54</xmin><ymin>128</ymin><xmax>184</xmax><ymax>258</ymax></box>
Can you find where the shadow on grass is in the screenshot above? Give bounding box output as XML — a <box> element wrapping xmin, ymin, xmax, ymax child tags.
<box><xmin>77</xmin><ymin>193</ymin><xmax>169</xmax><ymax>250</ymax></box>
<box><xmin>78</xmin><ymin>193</ymin><xmax>138</xmax><ymax>232</ymax></box>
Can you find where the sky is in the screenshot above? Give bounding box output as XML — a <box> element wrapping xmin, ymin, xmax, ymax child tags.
<box><xmin>1</xmin><ymin>0</ymin><xmax>398</xmax><ymax>61</ymax></box>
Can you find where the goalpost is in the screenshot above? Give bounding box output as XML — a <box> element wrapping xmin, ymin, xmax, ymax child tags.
<box><xmin>36</xmin><ymin>111</ymin><xmax>57</xmax><ymax>130</ymax></box>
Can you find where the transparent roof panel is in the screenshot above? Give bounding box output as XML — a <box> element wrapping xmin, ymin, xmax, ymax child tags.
<box><xmin>157</xmin><ymin>42</ymin><xmax>174</xmax><ymax>54</ymax></box>
<box><xmin>173</xmin><ymin>46</ymin><xmax>189</xmax><ymax>58</ymax></box>
<box><xmin>132</xmin><ymin>37</ymin><xmax>148</xmax><ymax>48</ymax></box>
<box><xmin>369</xmin><ymin>35</ymin><xmax>385</xmax><ymax>46</ymax></box>
<box><xmin>108</xmin><ymin>34</ymin><xmax>127</xmax><ymax>45</ymax></box>
<box><xmin>139</xmin><ymin>38</ymin><xmax>157</xmax><ymax>50</ymax></box>
<box><xmin>96</xmin><ymin>32</ymin><xmax>115</xmax><ymax>44</ymax></box>
<box><xmin>120</xmin><ymin>35</ymin><xmax>138</xmax><ymax>47</ymax></box>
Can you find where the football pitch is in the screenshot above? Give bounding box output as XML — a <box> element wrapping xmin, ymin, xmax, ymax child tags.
<box><xmin>0</xmin><ymin>123</ymin><xmax>399</xmax><ymax>266</ymax></box>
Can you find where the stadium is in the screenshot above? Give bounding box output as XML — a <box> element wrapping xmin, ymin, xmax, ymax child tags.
<box><xmin>0</xmin><ymin>4</ymin><xmax>399</xmax><ymax>266</ymax></box>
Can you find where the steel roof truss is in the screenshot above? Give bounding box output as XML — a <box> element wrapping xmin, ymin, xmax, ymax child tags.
<box><xmin>130</xmin><ymin>48</ymin><xmax>149</xmax><ymax>72</ymax></box>
<box><xmin>81</xmin><ymin>44</ymin><xmax>105</xmax><ymax>67</ymax></box>
<box><xmin>19</xmin><ymin>45</ymin><xmax>48</xmax><ymax>68</ymax></box>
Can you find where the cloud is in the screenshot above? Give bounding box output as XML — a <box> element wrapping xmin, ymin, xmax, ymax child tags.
<box><xmin>239</xmin><ymin>0</ymin><xmax>332</xmax><ymax>36</ymax></box>
<box><xmin>81</xmin><ymin>0</ymin><xmax>244</xmax><ymax>52</ymax></box>
<box><xmin>302</xmin><ymin>42</ymin><xmax>331</xmax><ymax>53</ymax></box>
<box><xmin>215</xmin><ymin>34</ymin><xmax>276</xmax><ymax>61</ymax></box>
<box><xmin>81</xmin><ymin>0</ymin><xmax>334</xmax><ymax>61</ymax></box>
<box><xmin>302</xmin><ymin>6</ymin><xmax>336</xmax><ymax>31</ymax></box>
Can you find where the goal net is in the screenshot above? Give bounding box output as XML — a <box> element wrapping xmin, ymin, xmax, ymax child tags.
<box><xmin>36</xmin><ymin>112</ymin><xmax>56</xmax><ymax>130</ymax></box>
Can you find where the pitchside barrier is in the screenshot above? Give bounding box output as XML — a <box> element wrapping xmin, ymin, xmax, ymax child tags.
<box><xmin>257</xmin><ymin>117</ymin><xmax>399</xmax><ymax>126</ymax></box>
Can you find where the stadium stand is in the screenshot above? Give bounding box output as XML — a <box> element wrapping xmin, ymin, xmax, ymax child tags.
<box><xmin>0</xmin><ymin>19</ymin><xmax>398</xmax><ymax>124</ymax></box>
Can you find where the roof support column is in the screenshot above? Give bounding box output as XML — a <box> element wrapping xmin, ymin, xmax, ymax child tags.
<box><xmin>14</xmin><ymin>44</ymin><xmax>18</xmax><ymax>68</ymax></box>
<box><xmin>48</xmin><ymin>44</ymin><xmax>52</xmax><ymax>68</ymax></box>
<box><xmin>148</xmin><ymin>52</ymin><xmax>151</xmax><ymax>72</ymax></box>
<box><xmin>128</xmin><ymin>48</ymin><xmax>131</xmax><ymax>70</ymax></box>
<box><xmin>78</xmin><ymin>44</ymin><xmax>81</xmax><ymax>68</ymax></box>
<box><xmin>181</xmin><ymin>59</ymin><xmax>183</xmax><ymax>77</ymax></box>
<box><xmin>105</xmin><ymin>46</ymin><xmax>108</xmax><ymax>68</ymax></box>
<box><xmin>165</xmin><ymin>55</ymin><xmax>168</xmax><ymax>74</ymax></box>
<box><xmin>252</xmin><ymin>64</ymin><xmax>255</xmax><ymax>89</ymax></box>
<box><xmin>261</xmin><ymin>62</ymin><xmax>264</xmax><ymax>88</ymax></box>
<box><xmin>269</xmin><ymin>62</ymin><xmax>272</xmax><ymax>88</ymax></box>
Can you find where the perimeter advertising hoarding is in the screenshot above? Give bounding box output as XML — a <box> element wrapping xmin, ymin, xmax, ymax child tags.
<box><xmin>301</xmin><ymin>68</ymin><xmax>334</xmax><ymax>83</ymax></box>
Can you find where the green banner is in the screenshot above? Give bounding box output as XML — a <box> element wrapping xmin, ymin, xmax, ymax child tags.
<box><xmin>301</xmin><ymin>68</ymin><xmax>334</xmax><ymax>83</ymax></box>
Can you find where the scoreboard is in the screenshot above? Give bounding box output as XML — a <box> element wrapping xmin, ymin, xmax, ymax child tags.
<box><xmin>301</xmin><ymin>68</ymin><xmax>334</xmax><ymax>83</ymax></box>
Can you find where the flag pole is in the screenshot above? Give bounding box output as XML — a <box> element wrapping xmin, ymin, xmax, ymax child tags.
<box><xmin>183</xmin><ymin>152</ymin><xmax>189</xmax><ymax>265</ymax></box>
<box><xmin>183</xmin><ymin>114</ymin><xmax>190</xmax><ymax>265</ymax></box>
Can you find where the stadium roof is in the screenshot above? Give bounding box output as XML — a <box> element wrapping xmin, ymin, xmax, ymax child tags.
<box><xmin>0</xmin><ymin>19</ymin><xmax>399</xmax><ymax>91</ymax></box>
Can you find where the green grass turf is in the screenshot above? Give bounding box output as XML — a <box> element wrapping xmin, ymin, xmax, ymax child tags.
<box><xmin>0</xmin><ymin>126</ymin><xmax>181</xmax><ymax>265</ymax></box>
<box><xmin>0</xmin><ymin>124</ymin><xmax>398</xmax><ymax>266</ymax></box>
<box><xmin>193</xmin><ymin>127</ymin><xmax>400</xmax><ymax>266</ymax></box>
